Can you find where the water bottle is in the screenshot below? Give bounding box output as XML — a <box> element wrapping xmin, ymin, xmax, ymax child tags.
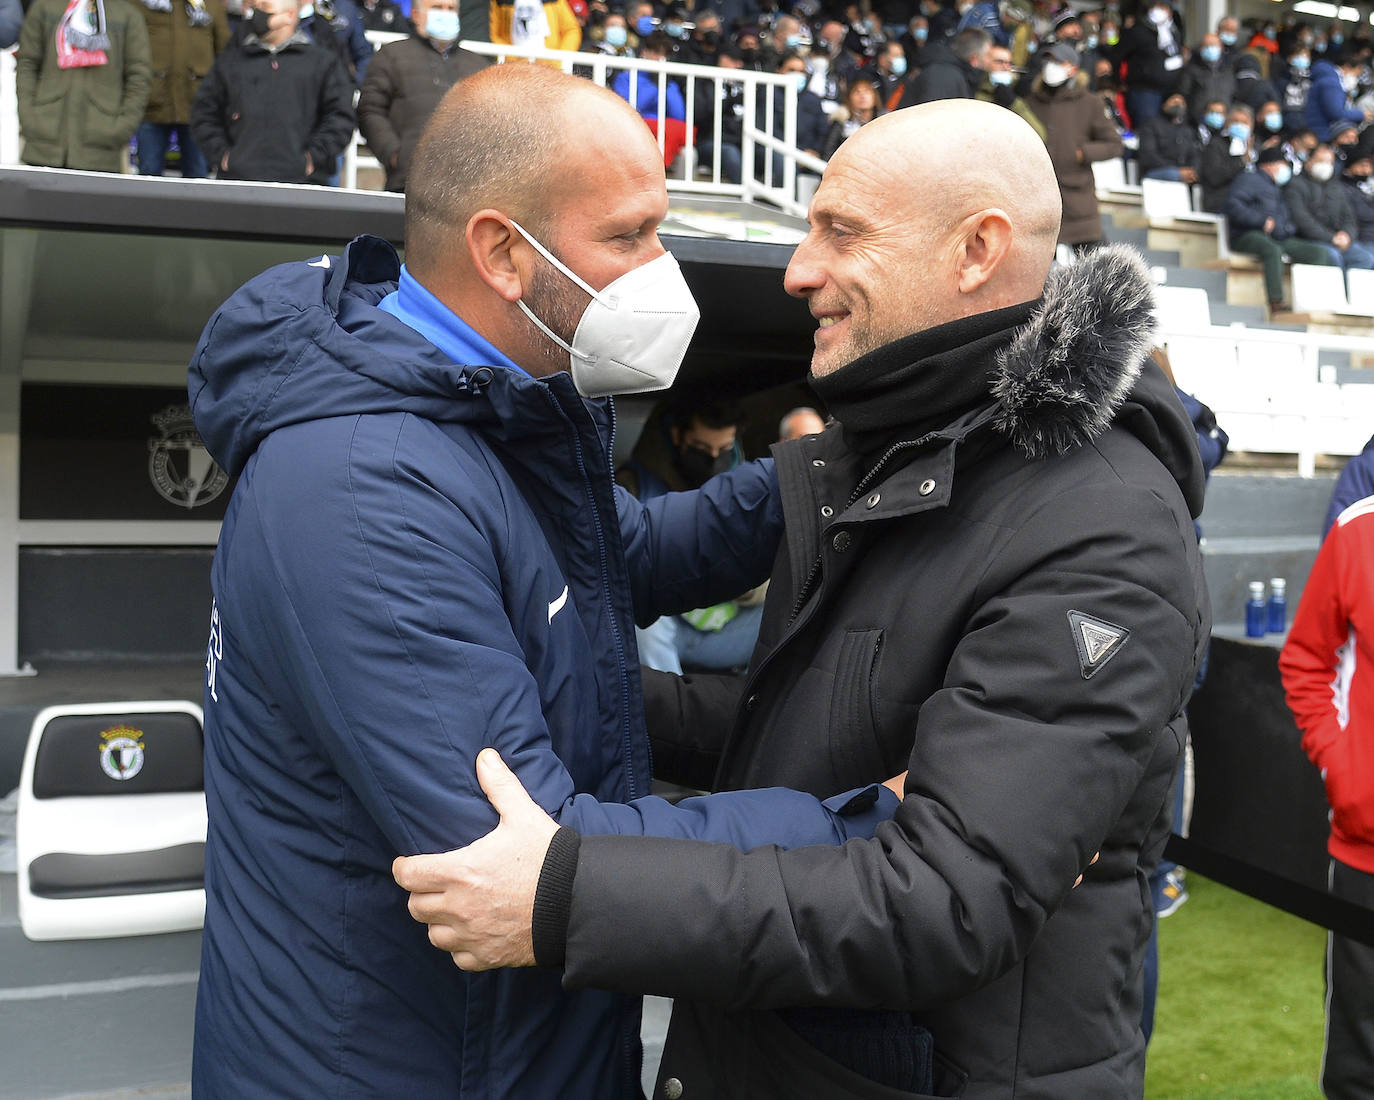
<box><xmin>1246</xmin><ymin>581</ymin><xmax>1267</xmax><ymax>638</ymax></box>
<box><xmin>1267</xmin><ymin>577</ymin><xmax>1287</xmax><ymax>633</ymax></box>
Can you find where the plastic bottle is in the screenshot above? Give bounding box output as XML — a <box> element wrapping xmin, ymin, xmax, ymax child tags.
<box><xmin>1246</xmin><ymin>581</ymin><xmax>1267</xmax><ymax>638</ymax></box>
<box><xmin>1267</xmin><ymin>577</ymin><xmax>1287</xmax><ymax>633</ymax></box>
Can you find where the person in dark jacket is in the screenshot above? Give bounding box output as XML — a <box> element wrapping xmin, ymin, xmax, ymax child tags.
<box><xmin>1232</xmin><ymin>51</ymin><xmax>1278</xmax><ymax>114</ymax></box>
<box><xmin>1307</xmin><ymin>43</ymin><xmax>1367</xmax><ymax>138</ymax></box>
<box><xmin>1138</xmin><ymin>90</ymin><xmax>1201</xmax><ymax>182</ymax></box>
<box><xmin>1027</xmin><ymin>42</ymin><xmax>1123</xmax><ymax>249</ymax></box>
<box><xmin>1225</xmin><ymin>144</ymin><xmax>1339</xmax><ymax>311</ymax></box>
<box><xmin>693</xmin><ymin>44</ymin><xmax>745</xmax><ymax>183</ymax></box>
<box><xmin>1177</xmin><ymin>32</ymin><xmax>1233</xmax><ymax>124</ymax></box>
<box><xmin>134</xmin><ymin>0</ymin><xmax>230</xmax><ymax>176</ymax></box>
<box><xmin>898</xmin><ymin>24</ymin><xmax>987</xmax><ymax>107</ymax></box>
<box><xmin>1110</xmin><ymin>0</ymin><xmax>1183</xmax><ymax>128</ymax></box>
<box><xmin>397</xmin><ymin>98</ymin><xmax>1211</xmax><ymax>1100</ymax></box>
<box><xmin>357</xmin><ymin>0</ymin><xmax>406</xmax><ymax>32</ymax></box>
<box><xmin>356</xmin><ymin>0</ymin><xmax>486</xmax><ymax>191</ymax></box>
<box><xmin>300</xmin><ymin>0</ymin><xmax>371</xmax><ymax>83</ymax></box>
<box><xmin>1286</xmin><ymin>142</ymin><xmax>1374</xmax><ymax>274</ymax></box>
<box><xmin>188</xmin><ymin>63</ymin><xmax>895</xmax><ymax>1099</ymax></box>
<box><xmin>1199</xmin><ymin>102</ymin><xmax>1251</xmax><ymax>212</ymax></box>
<box><xmin>1279</xmin><ymin>43</ymin><xmax>1313</xmax><ymax>132</ymax></box>
<box><xmin>190</xmin><ymin>0</ymin><xmax>355</xmax><ymax>183</ymax></box>
<box><xmin>1324</xmin><ymin>432</ymin><xmax>1374</xmax><ymax>534</ymax></box>
<box><xmin>1341</xmin><ymin>137</ymin><xmax>1374</xmax><ymax>246</ymax></box>
<box><xmin>820</xmin><ymin>75</ymin><xmax>882</xmax><ymax>160</ymax></box>
<box><xmin>762</xmin><ymin>51</ymin><xmax>827</xmax><ymax>158</ymax></box>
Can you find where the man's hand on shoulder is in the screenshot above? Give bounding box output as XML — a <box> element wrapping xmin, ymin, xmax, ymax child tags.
<box><xmin>393</xmin><ymin>749</ymin><xmax>558</xmax><ymax>971</ymax></box>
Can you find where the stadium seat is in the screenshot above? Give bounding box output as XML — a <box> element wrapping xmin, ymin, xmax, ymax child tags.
<box><xmin>1289</xmin><ymin>263</ymin><xmax>1350</xmax><ymax>314</ymax></box>
<box><xmin>1154</xmin><ymin>284</ymin><xmax>1212</xmax><ymax>330</ymax></box>
<box><xmin>1141</xmin><ymin>177</ymin><xmax>1194</xmax><ymax>220</ymax></box>
<box><xmin>1345</xmin><ymin>268</ymin><xmax>1374</xmax><ymax>317</ymax></box>
<box><xmin>16</xmin><ymin>701</ymin><xmax>207</xmax><ymax>941</ymax></box>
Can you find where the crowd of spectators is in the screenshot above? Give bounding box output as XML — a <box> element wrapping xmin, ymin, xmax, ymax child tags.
<box><xmin>8</xmin><ymin>0</ymin><xmax>1374</xmax><ymax>287</ymax></box>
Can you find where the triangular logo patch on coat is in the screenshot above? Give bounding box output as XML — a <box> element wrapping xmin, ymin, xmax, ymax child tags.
<box><xmin>1067</xmin><ymin>610</ymin><xmax>1129</xmax><ymax>679</ymax></box>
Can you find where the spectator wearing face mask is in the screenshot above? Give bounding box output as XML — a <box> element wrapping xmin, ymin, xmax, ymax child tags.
<box><xmin>1028</xmin><ymin>41</ymin><xmax>1123</xmax><ymax>251</ymax></box>
<box><xmin>1257</xmin><ymin>98</ymin><xmax>1287</xmax><ymax>143</ymax></box>
<box><xmin>612</xmin><ymin>31</ymin><xmax>685</xmax><ymax>120</ymax></box>
<box><xmin>1137</xmin><ymin>91</ymin><xmax>1200</xmax><ymax>183</ymax></box>
<box><xmin>1199</xmin><ymin>98</ymin><xmax>1227</xmax><ymax>144</ymax></box>
<box><xmin>1281</xmin><ymin>45</ymin><xmax>1314</xmax><ymax>132</ymax></box>
<box><xmin>1340</xmin><ymin>134</ymin><xmax>1374</xmax><ymax>245</ymax></box>
<box><xmin>762</xmin><ymin>50</ymin><xmax>826</xmax><ymax>158</ymax></box>
<box><xmin>1199</xmin><ymin>103</ymin><xmax>1252</xmax><ymax>212</ymax></box>
<box><xmin>899</xmin><ymin>14</ymin><xmax>928</xmax><ymax>73</ymax></box>
<box><xmin>356</xmin><ymin>0</ymin><xmax>487</xmax><ymax>191</ymax></box>
<box><xmin>1307</xmin><ymin>43</ymin><xmax>1368</xmax><ymax>137</ymax></box>
<box><xmin>870</xmin><ymin>38</ymin><xmax>907</xmax><ymax>108</ymax></box>
<box><xmin>1286</xmin><ymin>142</ymin><xmax>1374</xmax><ymax>274</ymax></box>
<box><xmin>1225</xmin><ymin>143</ymin><xmax>1339</xmax><ymax>313</ymax></box>
<box><xmin>1216</xmin><ymin>14</ymin><xmax>1240</xmax><ymax>64</ymax></box>
<box><xmin>1178</xmin><ymin>33</ymin><xmax>1233</xmax><ymax>125</ymax></box>
<box><xmin>977</xmin><ymin>41</ymin><xmax>1044</xmax><ymax>139</ymax></box>
<box><xmin>1109</xmin><ymin>0</ymin><xmax>1183</xmax><ymax>128</ymax></box>
<box><xmin>583</xmin><ymin>9</ymin><xmax>632</xmax><ymax>56</ymax></box>
<box><xmin>899</xmin><ymin>25</ymin><xmax>989</xmax><ymax>107</ymax></box>
<box><xmin>1284</xmin><ymin>126</ymin><xmax>1319</xmax><ymax>173</ymax></box>
<box><xmin>679</xmin><ymin>9</ymin><xmax>720</xmax><ymax>66</ymax></box>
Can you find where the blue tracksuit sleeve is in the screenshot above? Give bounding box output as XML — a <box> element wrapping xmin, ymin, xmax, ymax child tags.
<box><xmin>617</xmin><ymin>458</ymin><xmax>783</xmax><ymax>625</ymax></box>
<box><xmin>244</xmin><ymin>420</ymin><xmax>880</xmax><ymax>860</ymax></box>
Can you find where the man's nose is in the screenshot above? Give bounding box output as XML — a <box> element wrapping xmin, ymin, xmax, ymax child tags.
<box><xmin>783</xmin><ymin>238</ymin><xmax>822</xmax><ymax>300</ymax></box>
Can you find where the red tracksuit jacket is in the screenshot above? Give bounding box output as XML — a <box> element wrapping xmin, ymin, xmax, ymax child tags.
<box><xmin>1280</xmin><ymin>494</ymin><xmax>1374</xmax><ymax>874</ymax></box>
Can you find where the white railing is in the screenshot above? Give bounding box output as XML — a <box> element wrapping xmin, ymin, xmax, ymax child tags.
<box><xmin>449</xmin><ymin>40</ymin><xmax>827</xmax><ymax>217</ymax></box>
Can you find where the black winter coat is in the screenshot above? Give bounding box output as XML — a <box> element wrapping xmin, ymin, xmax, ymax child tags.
<box><xmin>1137</xmin><ymin>113</ymin><xmax>1202</xmax><ymax>176</ymax></box>
<box><xmin>1177</xmin><ymin>53</ymin><xmax>1234</xmax><ymax>122</ymax></box>
<box><xmin>191</xmin><ymin>33</ymin><xmax>354</xmax><ymax>183</ymax></box>
<box><xmin>356</xmin><ymin>35</ymin><xmax>487</xmax><ymax>192</ymax></box>
<box><xmin>554</xmin><ymin>247</ymin><xmax>1210</xmax><ymax>1099</ymax></box>
<box><xmin>1285</xmin><ymin>171</ymin><xmax>1356</xmax><ymax>242</ymax></box>
<box><xmin>1343</xmin><ymin>175</ymin><xmax>1374</xmax><ymax>244</ymax></box>
<box><xmin>1199</xmin><ymin>133</ymin><xmax>1249</xmax><ymax>213</ymax></box>
<box><xmin>1112</xmin><ymin>18</ymin><xmax>1184</xmax><ymax>95</ymax></box>
<box><xmin>899</xmin><ymin>38</ymin><xmax>979</xmax><ymax>106</ymax></box>
<box><xmin>1224</xmin><ymin>166</ymin><xmax>1296</xmax><ymax>239</ymax></box>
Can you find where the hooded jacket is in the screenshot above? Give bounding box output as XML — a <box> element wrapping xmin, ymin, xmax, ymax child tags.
<box><xmin>1225</xmin><ymin>166</ymin><xmax>1297</xmax><ymax>239</ymax></box>
<box><xmin>1027</xmin><ymin>71</ymin><xmax>1124</xmax><ymax>245</ymax></box>
<box><xmin>187</xmin><ymin>235</ymin><xmax>895</xmax><ymax>1098</ymax></box>
<box><xmin>538</xmin><ymin>246</ymin><xmax>1211</xmax><ymax>1098</ymax></box>
<box><xmin>1306</xmin><ymin>58</ymin><xmax>1364</xmax><ymax>137</ymax></box>
<box><xmin>899</xmin><ymin>37</ymin><xmax>981</xmax><ymax>107</ymax></box>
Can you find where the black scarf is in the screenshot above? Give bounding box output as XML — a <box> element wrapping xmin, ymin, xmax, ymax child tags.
<box><xmin>808</xmin><ymin>299</ymin><xmax>1039</xmax><ymax>457</ymax></box>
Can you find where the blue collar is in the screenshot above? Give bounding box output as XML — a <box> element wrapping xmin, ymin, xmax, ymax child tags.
<box><xmin>378</xmin><ymin>266</ymin><xmax>529</xmax><ymax>377</ymax></box>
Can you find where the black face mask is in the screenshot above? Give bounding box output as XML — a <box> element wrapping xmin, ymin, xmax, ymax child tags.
<box><xmin>247</xmin><ymin>7</ymin><xmax>273</xmax><ymax>36</ymax></box>
<box><xmin>740</xmin><ymin>47</ymin><xmax>758</xmax><ymax>62</ymax></box>
<box><xmin>1164</xmin><ymin>103</ymin><xmax>1185</xmax><ymax>119</ymax></box>
<box><xmin>675</xmin><ymin>446</ymin><xmax>733</xmax><ymax>488</ymax></box>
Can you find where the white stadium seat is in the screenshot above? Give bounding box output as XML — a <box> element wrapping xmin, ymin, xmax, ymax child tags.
<box><xmin>1290</xmin><ymin>263</ymin><xmax>1351</xmax><ymax>314</ymax></box>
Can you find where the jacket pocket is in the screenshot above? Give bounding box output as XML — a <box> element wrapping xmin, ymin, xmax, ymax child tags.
<box><xmin>828</xmin><ymin>627</ymin><xmax>888</xmax><ymax>785</ymax></box>
<box><xmin>84</xmin><ymin>96</ymin><xmax>126</xmax><ymax>150</ymax></box>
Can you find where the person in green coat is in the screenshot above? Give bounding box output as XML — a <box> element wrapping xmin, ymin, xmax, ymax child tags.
<box><xmin>16</xmin><ymin>0</ymin><xmax>152</xmax><ymax>172</ymax></box>
<box><xmin>134</xmin><ymin>0</ymin><xmax>230</xmax><ymax>176</ymax></box>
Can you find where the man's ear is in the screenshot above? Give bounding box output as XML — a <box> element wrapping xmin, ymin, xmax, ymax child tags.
<box><xmin>956</xmin><ymin>208</ymin><xmax>1014</xmax><ymax>296</ymax></box>
<box><xmin>467</xmin><ymin>211</ymin><xmax>526</xmax><ymax>303</ymax></box>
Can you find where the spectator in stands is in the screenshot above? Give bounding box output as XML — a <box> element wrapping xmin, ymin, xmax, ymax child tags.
<box><xmin>899</xmin><ymin>25</ymin><xmax>988</xmax><ymax>107</ymax></box>
<box><xmin>1232</xmin><ymin>53</ymin><xmax>1277</xmax><ymax>114</ymax></box>
<box><xmin>680</xmin><ymin>9</ymin><xmax>720</xmax><ymax>66</ymax></box>
<box><xmin>765</xmin><ymin>12</ymin><xmax>805</xmax><ymax>69</ymax></box>
<box><xmin>1110</xmin><ymin>0</ymin><xmax>1183</xmax><ymax>129</ymax></box>
<box><xmin>777</xmin><ymin>405</ymin><xmax>825</xmax><ymax>441</ymax></box>
<box><xmin>191</xmin><ymin>0</ymin><xmax>354</xmax><ymax>183</ymax></box>
<box><xmin>767</xmin><ymin>50</ymin><xmax>826</xmax><ymax>158</ymax></box>
<box><xmin>1279</xmin><ymin>494</ymin><xmax>1374</xmax><ymax>1100</ymax></box>
<box><xmin>16</xmin><ymin>0</ymin><xmax>152</xmax><ymax>172</ymax></box>
<box><xmin>1217</xmin><ymin>13</ymin><xmax>1240</xmax><ymax>63</ymax></box>
<box><xmin>898</xmin><ymin>13</ymin><xmax>928</xmax><ymax>73</ymax></box>
<box><xmin>1225</xmin><ymin>144</ymin><xmax>1338</xmax><ymax>313</ymax></box>
<box><xmin>694</xmin><ymin>43</ymin><xmax>744</xmax><ymax>182</ymax></box>
<box><xmin>1286</xmin><ymin>142</ymin><xmax>1374</xmax><ymax>274</ymax></box>
<box><xmin>870</xmin><ymin>38</ymin><xmax>906</xmax><ymax>108</ymax></box>
<box><xmin>0</xmin><ymin>0</ymin><xmax>20</xmax><ymax>48</ymax></box>
<box><xmin>1199</xmin><ymin>103</ymin><xmax>1252</xmax><ymax>213</ymax></box>
<box><xmin>490</xmin><ymin>0</ymin><xmax>581</xmax><ymax>55</ymax></box>
<box><xmin>808</xmin><ymin>18</ymin><xmax>846</xmax><ymax>107</ymax></box>
<box><xmin>612</xmin><ymin>31</ymin><xmax>684</xmax><ymax>120</ymax></box>
<box><xmin>583</xmin><ymin>9</ymin><xmax>630</xmax><ymax>56</ymax></box>
<box><xmin>133</xmin><ymin>0</ymin><xmax>229</xmax><ymax>177</ymax></box>
<box><xmin>1341</xmin><ymin>137</ymin><xmax>1374</xmax><ymax>247</ymax></box>
<box><xmin>1137</xmin><ymin>90</ymin><xmax>1200</xmax><ymax>183</ymax></box>
<box><xmin>1028</xmin><ymin>41</ymin><xmax>1122</xmax><ymax>252</ymax></box>
<box><xmin>1178</xmin><ymin>33</ymin><xmax>1233</xmax><ymax>126</ymax></box>
<box><xmin>301</xmin><ymin>0</ymin><xmax>372</xmax><ymax>85</ymax></box>
<box><xmin>1331</xmin><ymin>116</ymin><xmax>1362</xmax><ymax>163</ymax></box>
<box><xmin>1307</xmin><ymin>43</ymin><xmax>1368</xmax><ymax>138</ymax></box>
<box><xmin>1279</xmin><ymin>42</ymin><xmax>1313</xmax><ymax>132</ymax></box>
<box><xmin>357</xmin><ymin>0</ymin><xmax>486</xmax><ymax>192</ymax></box>
<box><xmin>1283</xmin><ymin>126</ymin><xmax>1319</xmax><ymax>174</ymax></box>
<box><xmin>978</xmin><ymin>41</ymin><xmax>1044</xmax><ymax>139</ymax></box>
<box><xmin>619</xmin><ymin>397</ymin><xmax>766</xmax><ymax>677</ymax></box>
<box><xmin>659</xmin><ymin>2</ymin><xmax>688</xmax><ymax>58</ymax></box>
<box><xmin>955</xmin><ymin>0</ymin><xmax>1005</xmax><ymax>47</ymax></box>
<box><xmin>358</xmin><ymin>0</ymin><xmax>406</xmax><ymax>32</ymax></box>
<box><xmin>821</xmin><ymin>74</ymin><xmax>882</xmax><ymax>159</ymax></box>
<box><xmin>1199</xmin><ymin>97</ymin><xmax>1227</xmax><ymax>144</ymax></box>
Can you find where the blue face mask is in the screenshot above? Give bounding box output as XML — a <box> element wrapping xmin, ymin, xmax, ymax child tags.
<box><xmin>1200</xmin><ymin>45</ymin><xmax>1221</xmax><ymax>63</ymax></box>
<box><xmin>424</xmin><ymin>7</ymin><xmax>458</xmax><ymax>40</ymax></box>
<box><xmin>794</xmin><ymin>72</ymin><xmax>809</xmax><ymax>92</ymax></box>
<box><xmin>1274</xmin><ymin>164</ymin><xmax>1293</xmax><ymax>186</ymax></box>
<box><xmin>1219</xmin><ymin>30</ymin><xmax>1237</xmax><ymax>46</ymax></box>
<box><xmin>785</xmin><ymin>32</ymin><xmax>804</xmax><ymax>49</ymax></box>
<box><xmin>914</xmin><ymin>26</ymin><xmax>927</xmax><ymax>41</ymax></box>
<box><xmin>1228</xmin><ymin>122</ymin><xmax>1250</xmax><ymax>141</ymax></box>
<box><xmin>637</xmin><ymin>14</ymin><xmax>655</xmax><ymax>35</ymax></box>
<box><xmin>891</xmin><ymin>55</ymin><xmax>907</xmax><ymax>75</ymax></box>
<box><xmin>1264</xmin><ymin>112</ymin><xmax>1283</xmax><ymax>132</ymax></box>
<box><xmin>1333</xmin><ymin>34</ymin><xmax>1345</xmax><ymax>46</ymax></box>
<box><xmin>1291</xmin><ymin>54</ymin><xmax>1310</xmax><ymax>71</ymax></box>
<box><xmin>1204</xmin><ymin>111</ymin><xmax>1225</xmax><ymax>129</ymax></box>
<box><xmin>604</xmin><ymin>23</ymin><xmax>626</xmax><ymax>46</ymax></box>
<box><xmin>664</xmin><ymin>21</ymin><xmax>686</xmax><ymax>37</ymax></box>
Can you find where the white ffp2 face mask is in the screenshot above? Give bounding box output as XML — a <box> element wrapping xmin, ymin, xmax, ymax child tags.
<box><xmin>509</xmin><ymin>218</ymin><xmax>701</xmax><ymax>399</ymax></box>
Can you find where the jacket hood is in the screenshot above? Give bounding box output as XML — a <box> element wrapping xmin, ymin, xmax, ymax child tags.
<box><xmin>992</xmin><ymin>244</ymin><xmax>1206</xmax><ymax>515</ymax></box>
<box><xmin>189</xmin><ymin>236</ymin><xmax>523</xmax><ymax>476</ymax></box>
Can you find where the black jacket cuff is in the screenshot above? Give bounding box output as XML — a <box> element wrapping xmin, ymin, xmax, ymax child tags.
<box><xmin>531</xmin><ymin>826</ymin><xmax>581</xmax><ymax>969</ymax></box>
